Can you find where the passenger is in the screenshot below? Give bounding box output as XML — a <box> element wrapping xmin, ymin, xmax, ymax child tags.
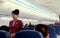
<box><xmin>27</xmin><ymin>22</ymin><xmax>36</xmax><ymax>30</ymax></box>
<box><xmin>35</xmin><ymin>24</ymin><xmax>50</xmax><ymax>38</ymax></box>
<box><xmin>28</xmin><ymin>22</ymin><xmax>32</xmax><ymax>26</ymax></box>
<box><xmin>24</xmin><ymin>24</ymin><xmax>28</xmax><ymax>28</ymax></box>
<box><xmin>0</xmin><ymin>25</ymin><xmax>9</xmax><ymax>32</ymax></box>
<box><xmin>28</xmin><ymin>25</ymin><xmax>35</xmax><ymax>30</ymax></box>
<box><xmin>9</xmin><ymin>9</ymin><xmax>23</xmax><ymax>38</ymax></box>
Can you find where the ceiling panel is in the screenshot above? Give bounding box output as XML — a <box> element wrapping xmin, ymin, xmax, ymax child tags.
<box><xmin>0</xmin><ymin>0</ymin><xmax>59</xmax><ymax>22</ymax></box>
<box><xmin>19</xmin><ymin>0</ymin><xmax>60</xmax><ymax>15</ymax></box>
<box><xmin>35</xmin><ymin>0</ymin><xmax>60</xmax><ymax>15</ymax></box>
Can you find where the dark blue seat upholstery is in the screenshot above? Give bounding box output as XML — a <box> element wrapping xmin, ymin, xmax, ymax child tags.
<box><xmin>0</xmin><ymin>30</ymin><xmax>10</xmax><ymax>38</ymax></box>
<box><xmin>48</xmin><ymin>26</ymin><xmax>57</xmax><ymax>38</ymax></box>
<box><xmin>53</xmin><ymin>26</ymin><xmax>60</xmax><ymax>35</ymax></box>
<box><xmin>15</xmin><ymin>30</ymin><xmax>44</xmax><ymax>38</ymax></box>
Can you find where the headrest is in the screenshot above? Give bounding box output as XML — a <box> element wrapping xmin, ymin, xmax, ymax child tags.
<box><xmin>0</xmin><ymin>30</ymin><xmax>10</xmax><ymax>38</ymax></box>
<box><xmin>15</xmin><ymin>30</ymin><xmax>44</xmax><ymax>38</ymax></box>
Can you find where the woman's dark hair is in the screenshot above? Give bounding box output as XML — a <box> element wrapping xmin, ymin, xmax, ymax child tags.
<box><xmin>0</xmin><ymin>25</ymin><xmax>9</xmax><ymax>32</ymax></box>
<box><xmin>35</xmin><ymin>24</ymin><xmax>48</xmax><ymax>37</ymax></box>
<box><xmin>12</xmin><ymin>9</ymin><xmax>19</xmax><ymax>15</ymax></box>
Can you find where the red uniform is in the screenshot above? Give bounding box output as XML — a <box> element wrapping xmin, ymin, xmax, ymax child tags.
<box><xmin>9</xmin><ymin>20</ymin><xmax>23</xmax><ymax>34</ymax></box>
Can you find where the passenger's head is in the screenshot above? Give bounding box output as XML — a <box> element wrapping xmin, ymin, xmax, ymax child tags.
<box><xmin>35</xmin><ymin>24</ymin><xmax>49</xmax><ymax>38</ymax></box>
<box><xmin>11</xmin><ymin>9</ymin><xmax>19</xmax><ymax>20</ymax></box>
<box><xmin>28</xmin><ymin>25</ymin><xmax>35</xmax><ymax>29</ymax></box>
<box><xmin>0</xmin><ymin>25</ymin><xmax>9</xmax><ymax>32</ymax></box>
<box><xmin>24</xmin><ymin>24</ymin><xmax>28</xmax><ymax>28</ymax></box>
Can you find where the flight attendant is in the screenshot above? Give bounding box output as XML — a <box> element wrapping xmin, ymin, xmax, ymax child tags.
<box><xmin>9</xmin><ymin>9</ymin><xmax>23</xmax><ymax>38</ymax></box>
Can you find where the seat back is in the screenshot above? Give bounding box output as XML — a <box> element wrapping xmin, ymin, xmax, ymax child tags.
<box><xmin>0</xmin><ymin>30</ymin><xmax>10</xmax><ymax>38</ymax></box>
<box><xmin>53</xmin><ymin>26</ymin><xmax>60</xmax><ymax>35</ymax></box>
<box><xmin>48</xmin><ymin>26</ymin><xmax>57</xmax><ymax>38</ymax></box>
<box><xmin>15</xmin><ymin>30</ymin><xmax>44</xmax><ymax>38</ymax></box>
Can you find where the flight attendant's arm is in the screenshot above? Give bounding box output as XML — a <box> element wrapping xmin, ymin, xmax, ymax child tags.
<box><xmin>19</xmin><ymin>20</ymin><xmax>23</xmax><ymax>30</ymax></box>
<box><xmin>9</xmin><ymin>21</ymin><xmax>16</xmax><ymax>38</ymax></box>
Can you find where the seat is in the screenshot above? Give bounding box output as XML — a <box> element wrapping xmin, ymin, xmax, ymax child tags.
<box><xmin>48</xmin><ymin>26</ymin><xmax>57</xmax><ymax>38</ymax></box>
<box><xmin>53</xmin><ymin>26</ymin><xmax>60</xmax><ymax>35</ymax></box>
<box><xmin>15</xmin><ymin>30</ymin><xmax>44</xmax><ymax>38</ymax></box>
<box><xmin>0</xmin><ymin>30</ymin><xmax>10</xmax><ymax>38</ymax></box>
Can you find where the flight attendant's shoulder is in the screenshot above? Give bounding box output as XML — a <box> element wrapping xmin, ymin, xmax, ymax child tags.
<box><xmin>10</xmin><ymin>20</ymin><xmax>13</xmax><ymax>22</ymax></box>
<box><xmin>9</xmin><ymin>20</ymin><xmax>13</xmax><ymax>23</ymax></box>
<box><xmin>17</xmin><ymin>20</ymin><xmax>23</xmax><ymax>25</ymax></box>
<box><xmin>17</xmin><ymin>20</ymin><xmax>22</xmax><ymax>22</ymax></box>
<box><xmin>17</xmin><ymin>20</ymin><xmax>23</xmax><ymax>28</ymax></box>
<box><xmin>9</xmin><ymin>20</ymin><xmax>13</xmax><ymax>26</ymax></box>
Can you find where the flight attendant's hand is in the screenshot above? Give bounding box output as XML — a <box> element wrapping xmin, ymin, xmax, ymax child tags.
<box><xmin>11</xmin><ymin>33</ymin><xmax>16</xmax><ymax>38</ymax></box>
